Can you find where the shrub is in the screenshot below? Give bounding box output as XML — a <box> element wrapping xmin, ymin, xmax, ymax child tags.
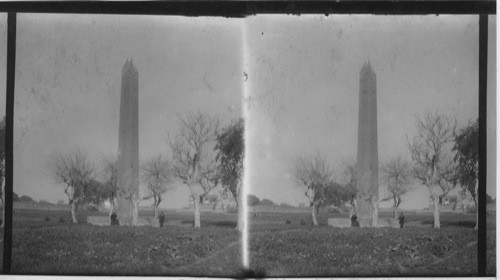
<box><xmin>464</xmin><ymin>204</ymin><xmax>477</xmax><ymax>213</ymax></box>
<box><xmin>83</xmin><ymin>204</ymin><xmax>99</xmax><ymax>212</ymax></box>
<box><xmin>225</xmin><ymin>205</ymin><xmax>238</xmax><ymax>213</ymax></box>
<box><xmin>325</xmin><ymin>207</ymin><xmax>340</xmax><ymax>213</ymax></box>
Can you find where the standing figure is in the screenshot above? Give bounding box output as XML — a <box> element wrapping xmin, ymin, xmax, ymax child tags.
<box><xmin>158</xmin><ymin>212</ymin><xmax>165</xmax><ymax>228</ymax></box>
<box><xmin>110</xmin><ymin>210</ymin><xmax>119</xmax><ymax>226</ymax></box>
<box><xmin>398</xmin><ymin>212</ymin><xmax>405</xmax><ymax>228</ymax></box>
<box><xmin>351</xmin><ymin>211</ymin><xmax>359</xmax><ymax>227</ymax></box>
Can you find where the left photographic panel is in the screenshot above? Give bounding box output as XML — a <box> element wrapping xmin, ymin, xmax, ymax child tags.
<box><xmin>13</xmin><ymin>14</ymin><xmax>245</xmax><ymax>276</ymax></box>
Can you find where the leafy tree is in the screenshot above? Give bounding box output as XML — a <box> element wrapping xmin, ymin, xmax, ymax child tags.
<box><xmin>84</xmin><ymin>178</ymin><xmax>115</xmax><ymax>207</ymax></box>
<box><xmin>260</xmin><ymin>198</ymin><xmax>276</xmax><ymax>206</ymax></box>
<box><xmin>57</xmin><ymin>200</ymin><xmax>65</xmax><ymax>205</ymax></box>
<box><xmin>51</xmin><ymin>148</ymin><xmax>96</xmax><ymax>223</ymax></box>
<box><xmin>279</xmin><ymin>202</ymin><xmax>294</xmax><ymax>208</ymax></box>
<box><xmin>381</xmin><ymin>156</ymin><xmax>413</xmax><ymax>218</ymax></box>
<box><xmin>448</xmin><ymin>195</ymin><xmax>459</xmax><ymax>211</ymax></box>
<box><xmin>215</xmin><ymin>118</ymin><xmax>244</xmax><ymax>231</ymax></box>
<box><xmin>247</xmin><ymin>194</ymin><xmax>260</xmax><ymax>206</ymax></box>
<box><xmin>407</xmin><ymin>112</ymin><xmax>458</xmax><ymax>228</ymax></box>
<box><xmin>39</xmin><ymin>200</ymin><xmax>51</xmax><ymax>205</ymax></box>
<box><xmin>141</xmin><ymin>154</ymin><xmax>175</xmax><ymax>218</ymax></box>
<box><xmin>18</xmin><ymin>195</ymin><xmax>34</xmax><ymax>202</ymax></box>
<box><xmin>206</xmin><ymin>194</ymin><xmax>219</xmax><ymax>210</ymax></box>
<box><xmin>452</xmin><ymin>118</ymin><xmax>479</xmax><ymax>229</ymax></box>
<box><xmin>101</xmin><ymin>154</ymin><xmax>119</xmax><ymax>216</ymax></box>
<box><xmin>168</xmin><ymin>112</ymin><xmax>219</xmax><ymax>228</ymax></box>
<box><xmin>294</xmin><ymin>154</ymin><xmax>344</xmax><ymax>226</ymax></box>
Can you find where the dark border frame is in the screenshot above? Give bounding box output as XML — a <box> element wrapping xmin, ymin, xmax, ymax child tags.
<box><xmin>0</xmin><ymin>1</ymin><xmax>496</xmax><ymax>16</ymax></box>
<box><xmin>0</xmin><ymin>1</ymin><xmax>495</xmax><ymax>277</ymax></box>
<box><xmin>477</xmin><ymin>14</ymin><xmax>488</xmax><ymax>277</ymax></box>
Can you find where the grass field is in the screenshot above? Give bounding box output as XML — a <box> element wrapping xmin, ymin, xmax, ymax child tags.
<box><xmin>2</xmin><ymin>209</ymin><xmax>244</xmax><ymax>276</ymax></box>
<box><xmin>248</xmin><ymin>209</ymin><xmax>496</xmax><ymax>277</ymax></box>
<box><xmin>0</xmin><ymin>207</ymin><xmax>495</xmax><ymax>277</ymax></box>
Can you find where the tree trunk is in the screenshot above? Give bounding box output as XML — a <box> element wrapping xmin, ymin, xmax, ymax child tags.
<box><xmin>153</xmin><ymin>198</ymin><xmax>159</xmax><ymax>219</ymax></box>
<box><xmin>71</xmin><ymin>202</ymin><xmax>78</xmax><ymax>224</ymax></box>
<box><xmin>132</xmin><ymin>199</ymin><xmax>139</xmax><ymax>226</ymax></box>
<box><xmin>108</xmin><ymin>197</ymin><xmax>116</xmax><ymax>217</ymax></box>
<box><xmin>311</xmin><ymin>204</ymin><xmax>319</xmax><ymax>226</ymax></box>
<box><xmin>432</xmin><ymin>195</ymin><xmax>440</xmax><ymax>228</ymax></box>
<box><xmin>236</xmin><ymin>194</ymin><xmax>244</xmax><ymax>232</ymax></box>
<box><xmin>371</xmin><ymin>200</ymin><xmax>379</xmax><ymax>228</ymax></box>
<box><xmin>193</xmin><ymin>194</ymin><xmax>201</xmax><ymax>228</ymax></box>
<box><xmin>393</xmin><ymin>197</ymin><xmax>398</xmax><ymax>218</ymax></box>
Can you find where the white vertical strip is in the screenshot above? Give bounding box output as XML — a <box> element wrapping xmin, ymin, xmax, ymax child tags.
<box><xmin>241</xmin><ymin>18</ymin><xmax>250</xmax><ymax>269</ymax></box>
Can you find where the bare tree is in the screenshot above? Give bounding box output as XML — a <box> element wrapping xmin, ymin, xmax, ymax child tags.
<box><xmin>141</xmin><ymin>154</ymin><xmax>175</xmax><ymax>218</ymax></box>
<box><xmin>357</xmin><ymin>185</ymin><xmax>394</xmax><ymax>227</ymax></box>
<box><xmin>381</xmin><ymin>156</ymin><xmax>413</xmax><ymax>218</ymax></box>
<box><xmin>116</xmin><ymin>170</ymin><xmax>143</xmax><ymax>226</ymax></box>
<box><xmin>294</xmin><ymin>154</ymin><xmax>337</xmax><ymax>226</ymax></box>
<box><xmin>407</xmin><ymin>112</ymin><xmax>458</xmax><ymax>228</ymax></box>
<box><xmin>51</xmin><ymin>148</ymin><xmax>95</xmax><ymax>223</ymax></box>
<box><xmin>168</xmin><ymin>112</ymin><xmax>219</xmax><ymax>228</ymax></box>
<box><xmin>343</xmin><ymin>157</ymin><xmax>397</xmax><ymax>227</ymax></box>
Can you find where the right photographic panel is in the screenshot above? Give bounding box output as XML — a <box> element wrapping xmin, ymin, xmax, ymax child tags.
<box><xmin>244</xmin><ymin>15</ymin><xmax>495</xmax><ymax>276</ymax></box>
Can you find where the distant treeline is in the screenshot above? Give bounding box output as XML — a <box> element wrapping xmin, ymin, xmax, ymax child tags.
<box><xmin>11</xmin><ymin>192</ymin><xmax>66</xmax><ymax>205</ymax></box>
<box><xmin>247</xmin><ymin>194</ymin><xmax>297</xmax><ymax>208</ymax></box>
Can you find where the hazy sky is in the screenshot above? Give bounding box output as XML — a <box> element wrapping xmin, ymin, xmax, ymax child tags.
<box><xmin>0</xmin><ymin>14</ymin><xmax>496</xmax><ymax>208</ymax></box>
<box><xmin>9</xmin><ymin>14</ymin><xmax>243</xmax><ymax>208</ymax></box>
<box><xmin>245</xmin><ymin>15</ymin><xmax>496</xmax><ymax>206</ymax></box>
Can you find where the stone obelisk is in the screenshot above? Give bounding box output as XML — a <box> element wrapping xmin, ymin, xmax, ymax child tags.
<box><xmin>356</xmin><ymin>61</ymin><xmax>378</xmax><ymax>227</ymax></box>
<box><xmin>116</xmin><ymin>58</ymin><xmax>139</xmax><ymax>225</ymax></box>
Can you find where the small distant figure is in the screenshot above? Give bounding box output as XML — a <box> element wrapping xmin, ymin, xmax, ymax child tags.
<box><xmin>158</xmin><ymin>212</ymin><xmax>165</xmax><ymax>228</ymax></box>
<box><xmin>351</xmin><ymin>211</ymin><xmax>359</xmax><ymax>227</ymax></box>
<box><xmin>300</xmin><ymin>219</ymin><xmax>306</xmax><ymax>226</ymax></box>
<box><xmin>44</xmin><ymin>217</ymin><xmax>51</xmax><ymax>222</ymax></box>
<box><xmin>398</xmin><ymin>212</ymin><xmax>405</xmax><ymax>228</ymax></box>
<box><xmin>59</xmin><ymin>217</ymin><xmax>65</xmax><ymax>224</ymax></box>
<box><xmin>285</xmin><ymin>219</ymin><xmax>292</xmax><ymax>224</ymax></box>
<box><xmin>110</xmin><ymin>210</ymin><xmax>119</xmax><ymax>226</ymax></box>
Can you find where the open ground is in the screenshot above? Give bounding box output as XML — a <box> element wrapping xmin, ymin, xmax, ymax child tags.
<box><xmin>0</xmin><ymin>205</ymin><xmax>495</xmax><ymax>277</ymax></box>
<box><xmin>249</xmin><ymin>208</ymin><xmax>496</xmax><ymax>277</ymax></box>
<box><xmin>1</xmin><ymin>208</ymin><xmax>243</xmax><ymax>276</ymax></box>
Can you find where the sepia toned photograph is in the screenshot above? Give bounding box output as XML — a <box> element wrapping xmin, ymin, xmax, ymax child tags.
<box><xmin>9</xmin><ymin>14</ymin><xmax>245</xmax><ymax>275</ymax></box>
<box><xmin>244</xmin><ymin>14</ymin><xmax>495</xmax><ymax>276</ymax></box>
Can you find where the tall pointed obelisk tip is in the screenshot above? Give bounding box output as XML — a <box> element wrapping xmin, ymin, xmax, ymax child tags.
<box><xmin>124</xmin><ymin>58</ymin><xmax>135</xmax><ymax>70</ymax></box>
